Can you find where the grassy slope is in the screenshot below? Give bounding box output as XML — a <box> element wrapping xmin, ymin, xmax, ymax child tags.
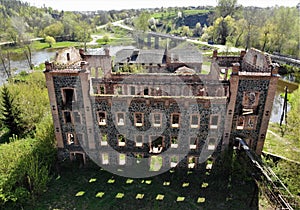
<box><xmin>264</xmin><ymin>123</ymin><xmax>300</xmax><ymax>162</ymax></box>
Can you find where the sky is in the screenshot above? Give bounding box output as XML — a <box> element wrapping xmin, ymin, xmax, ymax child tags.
<box><xmin>23</xmin><ymin>0</ymin><xmax>300</xmax><ymax>11</ymax></box>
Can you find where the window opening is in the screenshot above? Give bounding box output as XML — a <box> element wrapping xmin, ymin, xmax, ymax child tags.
<box><xmin>253</xmin><ymin>55</ymin><xmax>257</xmax><ymax>66</ymax></box>
<box><xmin>119</xmin><ymin>154</ymin><xmax>126</xmax><ymax>165</ymax></box>
<box><xmin>247</xmin><ymin>116</ymin><xmax>255</xmax><ymax>129</ymax></box>
<box><xmin>118</xmin><ymin>135</ymin><xmax>125</xmax><ymax>146</ymax></box>
<box><xmin>117</xmin><ymin>113</ymin><xmax>125</xmax><ymax>126</ymax></box>
<box><xmin>135</xmin><ymin>135</ymin><xmax>143</xmax><ymax>147</ymax></box>
<box><xmin>153</xmin><ymin>113</ymin><xmax>162</xmax><ymax>127</ymax></box>
<box><xmin>191</xmin><ymin>115</ymin><xmax>199</xmax><ymax>128</ymax></box>
<box><xmin>210</xmin><ymin>115</ymin><xmax>219</xmax><ymax>129</ymax></box>
<box><xmin>63</xmin><ymin>88</ymin><xmax>74</xmax><ymax>105</ymax></box>
<box><xmin>99</xmin><ymin>85</ymin><xmax>105</xmax><ymax>94</ymax></box>
<box><xmin>98</xmin><ymin>112</ymin><xmax>106</xmax><ymax>125</ymax></box>
<box><xmin>170</xmin><ymin>156</ymin><xmax>179</xmax><ymax>167</ymax></box>
<box><xmin>237</xmin><ymin>116</ymin><xmax>244</xmax><ymax>130</ymax></box>
<box><xmin>190</xmin><ymin>137</ymin><xmax>197</xmax><ymax>149</ymax></box>
<box><xmin>134</xmin><ymin>113</ymin><xmax>143</xmax><ymax>127</ymax></box>
<box><xmin>74</xmin><ymin>112</ymin><xmax>81</xmax><ymax>124</ymax></box>
<box><xmin>135</xmin><ymin>153</ymin><xmax>143</xmax><ymax>164</ymax></box>
<box><xmin>149</xmin><ymin>136</ymin><xmax>163</xmax><ymax>154</ymax></box>
<box><xmin>144</xmin><ymin>88</ymin><xmax>149</xmax><ymax>96</ymax></box>
<box><xmin>64</xmin><ymin>111</ymin><xmax>72</xmax><ymax>123</ymax></box>
<box><xmin>130</xmin><ymin>86</ymin><xmax>136</xmax><ymax>95</ymax></box>
<box><xmin>67</xmin><ymin>132</ymin><xmax>74</xmax><ymax>145</ymax></box>
<box><xmin>171</xmin><ymin>113</ymin><xmax>180</xmax><ymax>128</ymax></box>
<box><xmin>150</xmin><ymin>155</ymin><xmax>163</xmax><ymax>171</ymax></box>
<box><xmin>188</xmin><ymin>156</ymin><xmax>196</xmax><ymax>168</ymax></box>
<box><xmin>102</xmin><ymin>153</ymin><xmax>109</xmax><ymax>164</ymax></box>
<box><xmin>116</xmin><ymin>86</ymin><xmax>123</xmax><ymax>95</ymax></box>
<box><xmin>171</xmin><ymin>136</ymin><xmax>178</xmax><ymax>148</ymax></box>
<box><xmin>208</xmin><ymin>138</ymin><xmax>216</xmax><ymax>150</ymax></box>
<box><xmin>101</xmin><ymin>134</ymin><xmax>108</xmax><ymax>146</ymax></box>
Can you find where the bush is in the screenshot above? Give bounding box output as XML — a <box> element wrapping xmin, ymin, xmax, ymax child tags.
<box><xmin>0</xmin><ymin>116</ymin><xmax>55</xmax><ymax>208</ymax></box>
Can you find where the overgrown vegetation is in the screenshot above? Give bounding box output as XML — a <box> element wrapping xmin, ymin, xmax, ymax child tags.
<box><xmin>263</xmin><ymin>87</ymin><xmax>300</xmax><ymax>204</ymax></box>
<box><xmin>0</xmin><ymin>117</ymin><xmax>55</xmax><ymax>208</ymax></box>
<box><xmin>264</xmin><ymin>87</ymin><xmax>300</xmax><ymax>161</ymax></box>
<box><xmin>0</xmin><ymin>72</ymin><xmax>56</xmax><ymax>208</ymax></box>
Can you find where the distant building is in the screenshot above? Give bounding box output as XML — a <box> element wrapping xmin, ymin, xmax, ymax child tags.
<box><xmin>44</xmin><ymin>46</ymin><xmax>279</xmax><ymax>170</ymax></box>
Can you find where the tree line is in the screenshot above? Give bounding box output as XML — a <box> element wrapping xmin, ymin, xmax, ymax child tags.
<box><xmin>201</xmin><ymin>0</ymin><xmax>299</xmax><ymax>57</ymax></box>
<box><xmin>132</xmin><ymin>1</ymin><xmax>299</xmax><ymax>58</ymax></box>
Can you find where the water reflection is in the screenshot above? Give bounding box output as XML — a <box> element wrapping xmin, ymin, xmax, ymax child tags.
<box><xmin>270</xmin><ymin>92</ymin><xmax>290</xmax><ymax>123</ymax></box>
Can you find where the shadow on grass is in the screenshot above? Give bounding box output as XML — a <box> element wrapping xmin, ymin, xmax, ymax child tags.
<box><xmin>26</xmin><ymin>152</ymin><xmax>259</xmax><ymax>210</ymax></box>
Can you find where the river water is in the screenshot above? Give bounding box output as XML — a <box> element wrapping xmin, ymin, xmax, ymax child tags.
<box><xmin>0</xmin><ymin>46</ymin><xmax>298</xmax><ymax>124</ymax></box>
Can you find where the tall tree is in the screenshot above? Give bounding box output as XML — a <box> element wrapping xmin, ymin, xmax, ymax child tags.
<box><xmin>0</xmin><ymin>50</ymin><xmax>12</xmax><ymax>78</ymax></box>
<box><xmin>215</xmin><ymin>0</ymin><xmax>240</xmax><ymax>19</ymax></box>
<box><xmin>134</xmin><ymin>11</ymin><xmax>151</xmax><ymax>32</ymax></box>
<box><xmin>194</xmin><ymin>22</ymin><xmax>202</xmax><ymax>37</ymax></box>
<box><xmin>0</xmin><ymin>85</ymin><xmax>24</xmax><ymax>137</ymax></box>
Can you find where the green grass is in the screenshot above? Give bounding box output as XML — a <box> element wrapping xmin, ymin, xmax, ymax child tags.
<box><xmin>151</xmin><ymin>9</ymin><xmax>210</xmax><ymax>20</ymax></box>
<box><xmin>30</xmin><ymin>41</ymin><xmax>81</xmax><ymax>50</ymax></box>
<box><xmin>183</xmin><ymin>9</ymin><xmax>211</xmax><ymax>16</ymax></box>
<box><xmin>96</xmin><ymin>37</ymin><xmax>133</xmax><ymax>46</ymax></box>
<box><xmin>22</xmin><ymin>153</ymin><xmax>264</xmax><ymax>210</ymax></box>
<box><xmin>264</xmin><ymin>123</ymin><xmax>300</xmax><ymax>162</ymax></box>
<box><xmin>1</xmin><ymin>41</ymin><xmax>82</xmax><ymax>55</ymax></box>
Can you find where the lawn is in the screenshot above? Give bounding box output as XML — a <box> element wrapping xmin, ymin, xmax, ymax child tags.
<box><xmin>23</xmin><ymin>151</ymin><xmax>266</xmax><ymax>210</ymax></box>
<box><xmin>30</xmin><ymin>41</ymin><xmax>81</xmax><ymax>50</ymax></box>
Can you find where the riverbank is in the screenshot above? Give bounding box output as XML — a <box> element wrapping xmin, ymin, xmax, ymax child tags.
<box><xmin>1</xmin><ymin>41</ymin><xmax>82</xmax><ymax>57</ymax></box>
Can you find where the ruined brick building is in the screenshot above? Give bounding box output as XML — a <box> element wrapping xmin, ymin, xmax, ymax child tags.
<box><xmin>44</xmin><ymin>46</ymin><xmax>279</xmax><ymax>172</ymax></box>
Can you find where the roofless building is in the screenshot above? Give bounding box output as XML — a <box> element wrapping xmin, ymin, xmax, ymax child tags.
<box><xmin>44</xmin><ymin>46</ymin><xmax>279</xmax><ymax>173</ymax></box>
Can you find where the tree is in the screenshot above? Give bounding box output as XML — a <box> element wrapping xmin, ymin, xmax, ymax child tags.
<box><xmin>0</xmin><ymin>85</ymin><xmax>24</xmax><ymax>138</ymax></box>
<box><xmin>102</xmin><ymin>34</ymin><xmax>110</xmax><ymax>44</ymax></box>
<box><xmin>43</xmin><ymin>21</ymin><xmax>64</xmax><ymax>37</ymax></box>
<box><xmin>229</xmin><ymin>18</ymin><xmax>247</xmax><ymax>47</ymax></box>
<box><xmin>215</xmin><ymin>0</ymin><xmax>240</xmax><ymax>19</ymax></box>
<box><xmin>134</xmin><ymin>12</ymin><xmax>151</xmax><ymax>32</ymax></box>
<box><xmin>0</xmin><ymin>50</ymin><xmax>12</xmax><ymax>79</ymax></box>
<box><xmin>194</xmin><ymin>22</ymin><xmax>202</xmax><ymax>37</ymax></box>
<box><xmin>23</xmin><ymin>45</ymin><xmax>33</xmax><ymax>70</ymax></box>
<box><xmin>201</xmin><ymin>16</ymin><xmax>235</xmax><ymax>45</ymax></box>
<box><xmin>267</xmin><ymin>7</ymin><xmax>299</xmax><ymax>55</ymax></box>
<box><xmin>45</xmin><ymin>36</ymin><xmax>56</xmax><ymax>48</ymax></box>
<box><xmin>182</xmin><ymin>26</ymin><xmax>191</xmax><ymax>37</ymax></box>
<box><xmin>287</xmin><ymin>88</ymin><xmax>300</xmax><ymax>146</ymax></box>
<box><xmin>10</xmin><ymin>16</ymin><xmax>28</xmax><ymax>45</ymax></box>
